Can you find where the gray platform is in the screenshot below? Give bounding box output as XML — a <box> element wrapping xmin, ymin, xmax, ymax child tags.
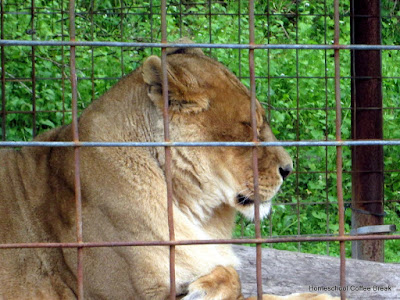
<box><xmin>234</xmin><ymin>245</ymin><xmax>400</xmax><ymax>300</ymax></box>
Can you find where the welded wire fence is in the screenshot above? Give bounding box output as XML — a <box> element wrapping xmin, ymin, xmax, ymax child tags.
<box><xmin>1</xmin><ymin>1</ymin><xmax>400</xmax><ymax>300</ymax></box>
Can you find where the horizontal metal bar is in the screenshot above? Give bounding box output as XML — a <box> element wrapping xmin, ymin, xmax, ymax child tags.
<box><xmin>2</xmin><ymin>10</ymin><xmax>399</xmax><ymax>19</ymax></box>
<box><xmin>5</xmin><ymin>106</ymin><xmax>400</xmax><ymax>115</ymax></box>
<box><xmin>2</xmin><ymin>140</ymin><xmax>400</xmax><ymax>148</ymax></box>
<box><xmin>2</xmin><ymin>40</ymin><xmax>400</xmax><ymax>50</ymax></box>
<box><xmin>0</xmin><ymin>234</ymin><xmax>399</xmax><ymax>249</ymax></box>
<box><xmin>6</xmin><ymin>75</ymin><xmax>400</xmax><ymax>82</ymax></box>
<box><xmin>5</xmin><ymin>106</ymin><xmax>400</xmax><ymax>114</ymax></box>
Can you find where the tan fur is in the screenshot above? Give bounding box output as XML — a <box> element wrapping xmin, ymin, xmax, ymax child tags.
<box><xmin>0</xmin><ymin>45</ymin><xmax>331</xmax><ymax>300</ymax></box>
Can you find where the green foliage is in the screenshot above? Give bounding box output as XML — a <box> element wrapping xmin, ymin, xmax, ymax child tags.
<box><xmin>1</xmin><ymin>0</ymin><xmax>399</xmax><ymax>262</ymax></box>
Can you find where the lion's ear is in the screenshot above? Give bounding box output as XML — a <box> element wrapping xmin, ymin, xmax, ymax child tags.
<box><xmin>142</xmin><ymin>55</ymin><xmax>163</xmax><ymax>88</ymax></box>
<box><xmin>142</xmin><ymin>55</ymin><xmax>209</xmax><ymax>113</ymax></box>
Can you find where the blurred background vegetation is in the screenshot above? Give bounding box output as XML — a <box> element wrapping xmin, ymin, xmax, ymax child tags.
<box><xmin>1</xmin><ymin>0</ymin><xmax>399</xmax><ymax>262</ymax></box>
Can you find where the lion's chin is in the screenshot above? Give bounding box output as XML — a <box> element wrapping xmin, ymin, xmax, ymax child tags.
<box><xmin>236</xmin><ymin>200</ymin><xmax>272</xmax><ymax>221</ymax></box>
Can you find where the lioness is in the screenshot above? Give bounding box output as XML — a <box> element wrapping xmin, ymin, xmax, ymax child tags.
<box><xmin>0</xmin><ymin>44</ymin><xmax>335</xmax><ymax>300</ymax></box>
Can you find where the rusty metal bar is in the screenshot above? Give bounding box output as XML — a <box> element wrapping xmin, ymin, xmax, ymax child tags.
<box><xmin>6</xmin><ymin>74</ymin><xmax>400</xmax><ymax>82</ymax></box>
<box><xmin>323</xmin><ymin>0</ymin><xmax>330</xmax><ymax>256</ymax></box>
<box><xmin>265</xmin><ymin>0</ymin><xmax>270</xmax><ymax>122</ymax></box>
<box><xmin>150</xmin><ymin>0</ymin><xmax>154</xmax><ymax>55</ymax></box>
<box><xmin>61</xmin><ymin>0</ymin><xmax>66</xmax><ymax>125</ymax></box>
<box><xmin>208</xmin><ymin>0</ymin><xmax>212</xmax><ymax>55</ymax></box>
<box><xmin>5</xmin><ymin>105</ymin><xmax>395</xmax><ymax>114</ymax></box>
<box><xmin>333</xmin><ymin>1</ymin><xmax>346</xmax><ymax>299</ymax></box>
<box><xmin>237</xmin><ymin>0</ymin><xmax>242</xmax><ymax>81</ymax></box>
<box><xmin>266</xmin><ymin>0</ymin><xmax>273</xmax><ymax>240</ymax></box>
<box><xmin>295</xmin><ymin>0</ymin><xmax>301</xmax><ymax>252</ymax></box>
<box><xmin>178</xmin><ymin>0</ymin><xmax>182</xmax><ymax>37</ymax></box>
<box><xmin>2</xmin><ymin>40</ymin><xmax>400</xmax><ymax>50</ymax></box>
<box><xmin>248</xmin><ymin>2</ymin><xmax>262</xmax><ymax>299</ymax></box>
<box><xmin>160</xmin><ymin>0</ymin><xmax>176</xmax><ymax>299</ymax></box>
<box><xmin>3</xmin><ymin>139</ymin><xmax>400</xmax><ymax>148</ymax></box>
<box><xmin>1</xmin><ymin>9</ymin><xmax>398</xmax><ymax>19</ymax></box>
<box><xmin>90</xmin><ymin>0</ymin><xmax>95</xmax><ymax>103</ymax></box>
<box><xmin>1</xmin><ymin>0</ymin><xmax>5</xmax><ymax>140</ymax></box>
<box><xmin>0</xmin><ymin>234</ymin><xmax>399</xmax><ymax>250</ymax></box>
<box><xmin>30</xmin><ymin>0</ymin><xmax>36</xmax><ymax>137</ymax></box>
<box><xmin>119</xmin><ymin>0</ymin><xmax>125</xmax><ymax>76</ymax></box>
<box><xmin>350</xmin><ymin>0</ymin><xmax>384</xmax><ymax>262</ymax></box>
<box><xmin>69</xmin><ymin>0</ymin><xmax>84</xmax><ymax>298</ymax></box>
<box><xmin>0</xmin><ymin>3</ymin><xmax>398</xmax><ymax>300</ymax></box>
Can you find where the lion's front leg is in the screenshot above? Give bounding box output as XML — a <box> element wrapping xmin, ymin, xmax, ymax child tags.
<box><xmin>181</xmin><ymin>265</ymin><xmax>244</xmax><ymax>300</ymax></box>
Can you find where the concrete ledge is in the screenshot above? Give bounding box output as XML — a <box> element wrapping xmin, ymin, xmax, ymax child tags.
<box><xmin>234</xmin><ymin>245</ymin><xmax>400</xmax><ymax>300</ymax></box>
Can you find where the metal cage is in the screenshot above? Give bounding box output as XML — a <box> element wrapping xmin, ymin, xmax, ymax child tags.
<box><xmin>1</xmin><ymin>1</ymin><xmax>400</xmax><ymax>299</ymax></box>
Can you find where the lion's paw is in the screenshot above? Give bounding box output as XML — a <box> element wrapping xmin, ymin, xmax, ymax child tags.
<box><xmin>182</xmin><ymin>266</ymin><xmax>244</xmax><ymax>300</ymax></box>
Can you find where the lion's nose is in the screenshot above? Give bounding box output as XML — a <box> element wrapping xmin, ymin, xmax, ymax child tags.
<box><xmin>279</xmin><ymin>164</ymin><xmax>293</xmax><ymax>180</ymax></box>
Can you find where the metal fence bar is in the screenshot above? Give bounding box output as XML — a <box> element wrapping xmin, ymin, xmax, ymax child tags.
<box><xmin>1</xmin><ymin>2</ymin><xmax>399</xmax><ymax>299</ymax></box>
<box><xmin>266</xmin><ymin>0</ymin><xmax>274</xmax><ymax>243</ymax></box>
<box><xmin>1</xmin><ymin>8</ymin><xmax>398</xmax><ymax>19</ymax></box>
<box><xmin>90</xmin><ymin>1</ymin><xmax>96</xmax><ymax>104</ymax></box>
<box><xmin>295</xmin><ymin>0</ymin><xmax>301</xmax><ymax>252</ymax></box>
<box><xmin>119</xmin><ymin>0</ymin><xmax>125</xmax><ymax>77</ymax></box>
<box><xmin>1</xmin><ymin>0</ymin><xmax>5</xmax><ymax>140</ymax></box>
<box><xmin>30</xmin><ymin>0</ymin><xmax>36</xmax><ymax>137</ymax></box>
<box><xmin>208</xmin><ymin>0</ymin><xmax>212</xmax><ymax>55</ymax></box>
<box><xmin>2</xmin><ymin>140</ymin><xmax>400</xmax><ymax>148</ymax></box>
<box><xmin>7</xmin><ymin>105</ymin><xmax>400</xmax><ymax>114</ymax></box>
<box><xmin>7</xmin><ymin>74</ymin><xmax>400</xmax><ymax>82</ymax></box>
<box><xmin>150</xmin><ymin>0</ymin><xmax>154</xmax><ymax>55</ymax></box>
<box><xmin>333</xmin><ymin>1</ymin><xmax>346</xmax><ymax>299</ymax></box>
<box><xmin>1</xmin><ymin>234</ymin><xmax>399</xmax><ymax>249</ymax></box>
<box><xmin>160</xmin><ymin>1</ymin><xmax>176</xmax><ymax>298</ymax></box>
<box><xmin>2</xmin><ymin>39</ymin><xmax>400</xmax><ymax>50</ymax></box>
<box><xmin>323</xmin><ymin>0</ymin><xmax>331</xmax><ymax>256</ymax></box>
<box><xmin>61</xmin><ymin>0</ymin><xmax>66</xmax><ymax>125</ymax></box>
<box><xmin>68</xmin><ymin>0</ymin><xmax>84</xmax><ymax>298</ymax></box>
<box><xmin>248</xmin><ymin>2</ymin><xmax>262</xmax><ymax>299</ymax></box>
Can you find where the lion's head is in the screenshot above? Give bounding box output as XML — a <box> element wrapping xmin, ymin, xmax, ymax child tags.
<box><xmin>142</xmin><ymin>45</ymin><xmax>293</xmax><ymax>222</ymax></box>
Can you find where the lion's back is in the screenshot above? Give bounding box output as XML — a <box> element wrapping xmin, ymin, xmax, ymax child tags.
<box><xmin>0</xmin><ymin>126</ymin><xmax>66</xmax><ymax>243</ymax></box>
<box><xmin>0</xmin><ymin>129</ymin><xmax>77</xmax><ymax>299</ymax></box>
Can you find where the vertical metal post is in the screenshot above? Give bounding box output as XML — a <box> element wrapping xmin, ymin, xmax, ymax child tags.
<box><xmin>90</xmin><ymin>0</ymin><xmax>95</xmax><ymax>102</ymax></box>
<box><xmin>238</xmin><ymin>1</ymin><xmax>246</xmax><ymax>238</ymax></box>
<box><xmin>150</xmin><ymin>0</ymin><xmax>154</xmax><ymax>55</ymax></box>
<box><xmin>161</xmin><ymin>1</ymin><xmax>176</xmax><ymax>299</ymax></box>
<box><xmin>119</xmin><ymin>0</ymin><xmax>125</xmax><ymax>76</ymax></box>
<box><xmin>61</xmin><ymin>0</ymin><xmax>66</xmax><ymax>125</ymax></box>
<box><xmin>69</xmin><ymin>0</ymin><xmax>84</xmax><ymax>298</ymax></box>
<box><xmin>324</xmin><ymin>0</ymin><xmax>331</xmax><ymax>256</ymax></box>
<box><xmin>178</xmin><ymin>0</ymin><xmax>182</xmax><ymax>37</ymax></box>
<box><xmin>248</xmin><ymin>2</ymin><xmax>262</xmax><ymax>300</ymax></box>
<box><xmin>31</xmin><ymin>0</ymin><xmax>36</xmax><ymax>137</ymax></box>
<box><xmin>350</xmin><ymin>0</ymin><xmax>384</xmax><ymax>262</ymax></box>
<box><xmin>295</xmin><ymin>0</ymin><xmax>301</xmax><ymax>252</ymax></box>
<box><xmin>266</xmin><ymin>0</ymin><xmax>274</xmax><ymax>240</ymax></box>
<box><xmin>208</xmin><ymin>0</ymin><xmax>212</xmax><ymax>56</ymax></box>
<box><xmin>1</xmin><ymin>0</ymin><xmax>5</xmax><ymax>140</ymax></box>
<box><xmin>333</xmin><ymin>1</ymin><xmax>346</xmax><ymax>299</ymax></box>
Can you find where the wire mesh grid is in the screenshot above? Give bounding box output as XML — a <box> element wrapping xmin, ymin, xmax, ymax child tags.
<box><xmin>1</xmin><ymin>1</ymin><xmax>400</xmax><ymax>300</ymax></box>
